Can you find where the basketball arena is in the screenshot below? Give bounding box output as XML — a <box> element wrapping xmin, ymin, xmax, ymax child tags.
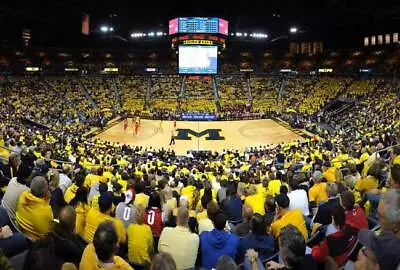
<box><xmin>0</xmin><ymin>3</ymin><xmax>400</xmax><ymax>270</ymax></box>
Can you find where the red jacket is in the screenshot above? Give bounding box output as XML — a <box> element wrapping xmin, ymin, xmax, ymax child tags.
<box><xmin>311</xmin><ymin>229</ymin><xmax>356</xmax><ymax>267</ymax></box>
<box><xmin>345</xmin><ymin>207</ymin><xmax>368</xmax><ymax>231</ymax></box>
<box><xmin>145</xmin><ymin>207</ymin><xmax>163</xmax><ymax>237</ymax></box>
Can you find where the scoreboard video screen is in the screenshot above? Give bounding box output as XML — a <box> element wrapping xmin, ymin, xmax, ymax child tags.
<box><xmin>169</xmin><ymin>17</ymin><xmax>228</xmax><ymax>35</ymax></box>
<box><xmin>178</xmin><ymin>45</ymin><xmax>218</xmax><ymax>74</ymax></box>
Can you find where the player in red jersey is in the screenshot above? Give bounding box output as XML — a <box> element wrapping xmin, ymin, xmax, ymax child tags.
<box><xmin>123</xmin><ymin>118</ymin><xmax>128</xmax><ymax>131</ymax></box>
<box><xmin>144</xmin><ymin>192</ymin><xmax>164</xmax><ymax>251</ymax></box>
<box><xmin>135</xmin><ymin>120</ymin><xmax>140</xmax><ymax>135</ymax></box>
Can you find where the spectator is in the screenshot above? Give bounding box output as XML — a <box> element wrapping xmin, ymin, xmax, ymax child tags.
<box><xmin>199</xmin><ymin>211</ymin><xmax>239</xmax><ymax>269</ymax></box>
<box><xmin>83</xmin><ymin>191</ymin><xmax>126</xmax><ymax>244</ymax></box>
<box><xmin>49</xmin><ymin>170</ymin><xmax>67</xmax><ymax>218</ymax></box>
<box><xmin>238</xmin><ymin>213</ymin><xmax>275</xmax><ymax>263</ymax></box>
<box><xmin>222</xmin><ymin>181</ymin><xmax>242</xmax><ymax>228</ymax></box>
<box><xmin>244</xmin><ymin>184</ymin><xmax>265</xmax><ymax>215</ymax></box>
<box><xmin>308</xmin><ymin>171</ymin><xmax>328</xmax><ymax>209</ymax></box>
<box><xmin>64</xmin><ymin>173</ymin><xmax>85</xmax><ymax>204</ymax></box>
<box><xmin>134</xmin><ymin>181</ymin><xmax>149</xmax><ymax>208</ymax></box>
<box><xmin>264</xmin><ymin>195</ymin><xmax>276</xmax><ymax>227</ymax></box>
<box><xmin>313</xmin><ymin>182</ymin><xmax>340</xmax><ymax>226</ymax></box>
<box><xmin>1</xmin><ymin>164</ymin><xmax>32</xmax><ymax>222</ymax></box>
<box><xmin>311</xmin><ymin>206</ymin><xmax>356</xmax><ymax>267</ymax></box>
<box><xmin>266</xmin><ymin>225</ymin><xmax>317</xmax><ymax>270</ymax></box>
<box><xmin>340</xmin><ymin>191</ymin><xmax>368</xmax><ymax>231</ymax></box>
<box><xmin>235</xmin><ymin>204</ymin><xmax>253</xmax><ymax>237</ymax></box>
<box><xmin>127</xmin><ymin>205</ymin><xmax>153</xmax><ymax>267</ymax></box>
<box><xmin>115</xmin><ymin>190</ymin><xmax>136</xmax><ymax>229</ymax></box>
<box><xmin>271</xmin><ymin>193</ymin><xmax>308</xmax><ymax>241</ymax></box>
<box><xmin>158</xmin><ymin>206</ymin><xmax>199</xmax><ymax>270</ymax></box>
<box><xmin>150</xmin><ymin>252</ymin><xmax>177</xmax><ymax>270</ymax></box>
<box><xmin>59</xmin><ymin>164</ymin><xmax>73</xmax><ymax>194</ymax></box>
<box><xmin>198</xmin><ymin>200</ymin><xmax>219</xmax><ymax>234</ymax></box>
<box><xmin>389</xmin><ymin>164</ymin><xmax>400</xmax><ymax>189</ymax></box>
<box><xmin>215</xmin><ymin>255</ymin><xmax>238</xmax><ymax>270</ymax></box>
<box><xmin>287</xmin><ymin>176</ymin><xmax>310</xmax><ymax>217</ymax></box>
<box><xmin>145</xmin><ymin>191</ymin><xmax>164</xmax><ymax>250</ymax></box>
<box><xmin>80</xmin><ymin>221</ymin><xmax>132</xmax><ymax>270</ymax></box>
<box><xmin>16</xmin><ymin>176</ymin><xmax>53</xmax><ymax>240</ymax></box>
<box><xmin>355</xmin><ymin>189</ymin><xmax>400</xmax><ymax>269</ymax></box>
<box><xmin>69</xmin><ymin>186</ymin><xmax>90</xmax><ymax>236</ymax></box>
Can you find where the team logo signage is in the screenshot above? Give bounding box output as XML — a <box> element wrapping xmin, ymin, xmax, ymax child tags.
<box><xmin>175</xmin><ymin>129</ymin><xmax>225</xmax><ymax>140</ymax></box>
<box><xmin>183</xmin><ymin>40</ymin><xmax>214</xmax><ymax>45</ymax></box>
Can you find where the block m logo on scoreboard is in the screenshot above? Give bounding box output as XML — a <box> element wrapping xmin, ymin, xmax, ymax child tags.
<box><xmin>175</xmin><ymin>129</ymin><xmax>225</xmax><ymax>140</ymax></box>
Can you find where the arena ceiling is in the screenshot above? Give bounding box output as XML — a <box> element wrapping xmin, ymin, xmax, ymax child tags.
<box><xmin>1</xmin><ymin>0</ymin><xmax>400</xmax><ymax>48</ymax></box>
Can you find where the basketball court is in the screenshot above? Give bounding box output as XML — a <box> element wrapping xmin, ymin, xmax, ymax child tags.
<box><xmin>95</xmin><ymin>119</ymin><xmax>304</xmax><ymax>155</ymax></box>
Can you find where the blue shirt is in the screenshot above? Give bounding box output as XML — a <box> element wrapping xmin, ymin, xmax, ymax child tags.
<box><xmin>238</xmin><ymin>233</ymin><xmax>275</xmax><ymax>262</ymax></box>
<box><xmin>200</xmin><ymin>229</ymin><xmax>239</xmax><ymax>269</ymax></box>
<box><xmin>222</xmin><ymin>195</ymin><xmax>243</xmax><ymax>223</ymax></box>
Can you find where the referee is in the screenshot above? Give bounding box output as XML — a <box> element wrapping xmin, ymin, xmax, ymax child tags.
<box><xmin>169</xmin><ymin>129</ymin><xmax>176</xmax><ymax>145</ymax></box>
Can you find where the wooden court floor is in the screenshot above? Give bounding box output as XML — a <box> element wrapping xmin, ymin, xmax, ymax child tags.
<box><xmin>95</xmin><ymin>119</ymin><xmax>304</xmax><ymax>155</ymax></box>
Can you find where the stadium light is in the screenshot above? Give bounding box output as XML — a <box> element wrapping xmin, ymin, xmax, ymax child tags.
<box><xmin>109</xmin><ymin>27</ymin><xmax>114</xmax><ymax>32</ymax></box>
<box><xmin>290</xmin><ymin>27</ymin><xmax>298</xmax><ymax>33</ymax></box>
<box><xmin>156</xmin><ymin>31</ymin><xmax>163</xmax><ymax>36</ymax></box>
<box><xmin>100</xmin><ymin>26</ymin><xmax>109</xmax><ymax>32</ymax></box>
<box><xmin>244</xmin><ymin>33</ymin><xmax>248</xmax><ymax>37</ymax></box>
<box><xmin>236</xmin><ymin>32</ymin><xmax>242</xmax><ymax>37</ymax></box>
<box><xmin>148</xmin><ymin>32</ymin><xmax>155</xmax><ymax>37</ymax></box>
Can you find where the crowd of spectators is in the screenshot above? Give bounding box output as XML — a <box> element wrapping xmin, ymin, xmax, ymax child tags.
<box><xmin>0</xmin><ymin>72</ymin><xmax>399</xmax><ymax>269</ymax></box>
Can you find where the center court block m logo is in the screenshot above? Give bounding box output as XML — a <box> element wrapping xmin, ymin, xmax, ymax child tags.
<box><xmin>175</xmin><ymin>129</ymin><xmax>225</xmax><ymax>140</ymax></box>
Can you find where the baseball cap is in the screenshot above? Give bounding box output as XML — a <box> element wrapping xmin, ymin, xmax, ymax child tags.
<box><xmin>124</xmin><ymin>190</ymin><xmax>133</xmax><ymax>204</ymax></box>
<box><xmin>312</xmin><ymin>170</ymin><xmax>324</xmax><ymax>181</ymax></box>
<box><xmin>358</xmin><ymin>229</ymin><xmax>400</xmax><ymax>270</ymax></box>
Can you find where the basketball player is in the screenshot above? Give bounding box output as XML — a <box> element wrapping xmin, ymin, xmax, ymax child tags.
<box><xmin>135</xmin><ymin>120</ymin><xmax>140</xmax><ymax>135</ymax></box>
<box><xmin>136</xmin><ymin>115</ymin><xmax>141</xmax><ymax>125</ymax></box>
<box><xmin>169</xmin><ymin>129</ymin><xmax>176</xmax><ymax>146</ymax></box>
<box><xmin>173</xmin><ymin>119</ymin><xmax>177</xmax><ymax>129</ymax></box>
<box><xmin>158</xmin><ymin>119</ymin><xmax>163</xmax><ymax>132</ymax></box>
<box><xmin>123</xmin><ymin>118</ymin><xmax>128</xmax><ymax>132</ymax></box>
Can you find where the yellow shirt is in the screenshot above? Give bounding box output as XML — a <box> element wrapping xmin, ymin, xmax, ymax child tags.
<box><xmin>64</xmin><ymin>184</ymin><xmax>79</xmax><ymax>204</ymax></box>
<box><xmin>267</xmin><ymin>180</ymin><xmax>282</xmax><ymax>196</ymax></box>
<box><xmin>158</xmin><ymin>226</ymin><xmax>199</xmax><ymax>270</ymax></box>
<box><xmin>308</xmin><ymin>182</ymin><xmax>328</xmax><ymax>205</ymax></box>
<box><xmin>323</xmin><ymin>167</ymin><xmax>337</xmax><ymax>182</ymax></box>
<box><xmin>84</xmin><ymin>208</ymin><xmax>126</xmax><ymax>244</ymax></box>
<box><xmin>271</xmin><ymin>209</ymin><xmax>308</xmax><ymax>241</ymax></box>
<box><xmin>84</xmin><ymin>174</ymin><xmax>103</xmax><ymax>189</ymax></box>
<box><xmin>134</xmin><ymin>193</ymin><xmax>150</xmax><ymax>208</ymax></box>
<box><xmin>355</xmin><ymin>176</ymin><xmax>378</xmax><ymax>192</ymax></box>
<box><xmin>181</xmin><ymin>185</ymin><xmax>196</xmax><ymax>206</ymax></box>
<box><xmin>16</xmin><ymin>191</ymin><xmax>53</xmax><ymax>240</ymax></box>
<box><xmin>79</xmin><ymin>243</ymin><xmax>132</xmax><ymax>270</ymax></box>
<box><xmin>127</xmin><ymin>223</ymin><xmax>153</xmax><ymax>264</ymax></box>
<box><xmin>196</xmin><ymin>210</ymin><xmax>208</xmax><ymax>221</ymax></box>
<box><xmin>244</xmin><ymin>194</ymin><xmax>265</xmax><ymax>215</ymax></box>
<box><xmin>75</xmin><ymin>202</ymin><xmax>90</xmax><ymax>236</ymax></box>
<box><xmin>393</xmin><ymin>155</ymin><xmax>400</xmax><ymax>165</ymax></box>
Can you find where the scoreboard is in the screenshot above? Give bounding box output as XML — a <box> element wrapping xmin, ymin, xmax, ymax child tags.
<box><xmin>179</xmin><ymin>17</ymin><xmax>218</xmax><ymax>33</ymax></box>
<box><xmin>169</xmin><ymin>17</ymin><xmax>228</xmax><ymax>35</ymax></box>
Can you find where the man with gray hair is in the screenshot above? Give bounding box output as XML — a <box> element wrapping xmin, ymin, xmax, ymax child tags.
<box><xmin>313</xmin><ymin>182</ymin><xmax>340</xmax><ymax>226</ymax></box>
<box><xmin>158</xmin><ymin>206</ymin><xmax>199</xmax><ymax>270</ymax></box>
<box><xmin>16</xmin><ymin>176</ymin><xmax>53</xmax><ymax>240</ymax></box>
<box><xmin>267</xmin><ymin>224</ymin><xmax>318</xmax><ymax>270</ymax></box>
<box><xmin>356</xmin><ymin>189</ymin><xmax>400</xmax><ymax>270</ymax></box>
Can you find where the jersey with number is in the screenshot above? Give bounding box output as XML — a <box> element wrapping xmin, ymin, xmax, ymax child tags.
<box><xmin>144</xmin><ymin>207</ymin><xmax>163</xmax><ymax>237</ymax></box>
<box><xmin>115</xmin><ymin>202</ymin><xmax>136</xmax><ymax>229</ymax></box>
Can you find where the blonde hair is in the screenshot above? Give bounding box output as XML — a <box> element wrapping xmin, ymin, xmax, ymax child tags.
<box><xmin>136</xmin><ymin>205</ymin><xmax>146</xmax><ymax>225</ymax></box>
